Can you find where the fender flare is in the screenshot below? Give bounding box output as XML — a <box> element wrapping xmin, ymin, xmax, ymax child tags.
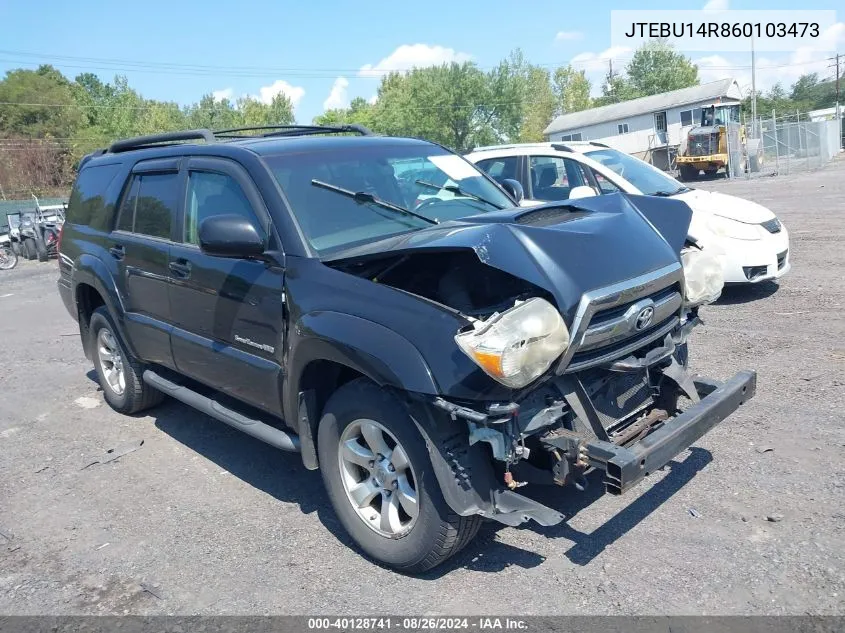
<box><xmin>285</xmin><ymin>311</ymin><xmax>439</xmax><ymax>431</ymax></box>
<box><xmin>72</xmin><ymin>254</ymin><xmax>139</xmax><ymax>359</ymax></box>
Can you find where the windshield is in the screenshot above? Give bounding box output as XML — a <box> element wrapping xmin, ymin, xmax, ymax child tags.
<box><xmin>585</xmin><ymin>148</ymin><xmax>687</xmax><ymax>197</ymax></box>
<box><xmin>265</xmin><ymin>143</ymin><xmax>513</xmax><ymax>255</ymax></box>
<box><xmin>7</xmin><ymin>214</ymin><xmax>21</xmax><ymax>229</ymax></box>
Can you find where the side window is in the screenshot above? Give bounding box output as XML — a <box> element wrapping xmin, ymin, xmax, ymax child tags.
<box><xmin>133</xmin><ymin>173</ymin><xmax>179</xmax><ymax>239</ymax></box>
<box><xmin>475</xmin><ymin>157</ymin><xmax>519</xmax><ymax>184</ymax></box>
<box><xmin>184</xmin><ymin>171</ymin><xmax>261</xmax><ymax>245</ymax></box>
<box><xmin>529</xmin><ymin>156</ymin><xmax>589</xmax><ymax>201</ymax></box>
<box><xmin>115</xmin><ymin>177</ymin><xmax>139</xmax><ymax>232</ymax></box>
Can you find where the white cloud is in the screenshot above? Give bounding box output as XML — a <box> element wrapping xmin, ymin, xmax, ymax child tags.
<box><xmin>555</xmin><ymin>31</ymin><xmax>584</xmax><ymax>43</ymax></box>
<box><xmin>256</xmin><ymin>79</ymin><xmax>305</xmax><ymax>108</ymax></box>
<box><xmin>323</xmin><ymin>77</ymin><xmax>349</xmax><ymax>111</ymax></box>
<box><xmin>568</xmin><ymin>46</ymin><xmax>632</xmax><ymax>97</ymax></box>
<box><xmin>571</xmin><ymin>46</ymin><xmax>631</xmax><ymax>71</ymax></box>
<box><xmin>212</xmin><ymin>88</ymin><xmax>234</xmax><ymax>102</ymax></box>
<box><xmin>368</xmin><ymin>94</ymin><xmax>379</xmax><ymax>105</ymax></box>
<box><xmin>702</xmin><ymin>0</ymin><xmax>729</xmax><ymax>11</ymax></box>
<box><xmin>359</xmin><ymin>44</ymin><xmax>472</xmax><ymax>77</ymax></box>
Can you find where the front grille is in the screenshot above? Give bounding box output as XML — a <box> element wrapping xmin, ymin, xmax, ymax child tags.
<box><xmin>688</xmin><ymin>133</ymin><xmax>720</xmax><ymax>156</ymax></box>
<box><xmin>555</xmin><ymin>262</ymin><xmax>684</xmax><ymax>374</ymax></box>
<box><xmin>777</xmin><ymin>249</ymin><xmax>788</xmax><ymax>269</ymax></box>
<box><xmin>762</xmin><ymin>217</ymin><xmax>782</xmax><ymax>233</ymax></box>
<box><xmin>567</xmin><ymin>315</ymin><xmax>678</xmax><ymax>372</ymax></box>
<box><xmin>577</xmin><ymin>284</ymin><xmax>682</xmax><ymax>353</ymax></box>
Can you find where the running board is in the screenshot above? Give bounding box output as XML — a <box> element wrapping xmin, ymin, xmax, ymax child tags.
<box><xmin>142</xmin><ymin>370</ymin><xmax>300</xmax><ymax>452</ymax></box>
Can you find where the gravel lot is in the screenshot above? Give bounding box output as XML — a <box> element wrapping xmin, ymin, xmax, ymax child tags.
<box><xmin>1</xmin><ymin>159</ymin><xmax>843</xmax><ymax>616</ymax></box>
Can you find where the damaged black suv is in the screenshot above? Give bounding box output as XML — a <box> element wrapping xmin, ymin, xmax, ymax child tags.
<box><xmin>57</xmin><ymin>125</ymin><xmax>756</xmax><ymax>573</ymax></box>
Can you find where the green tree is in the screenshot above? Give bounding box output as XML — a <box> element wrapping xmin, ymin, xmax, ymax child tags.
<box><xmin>624</xmin><ymin>41</ymin><xmax>699</xmax><ymax>97</ymax></box>
<box><xmin>0</xmin><ymin>65</ymin><xmax>85</xmax><ymax>138</ymax></box>
<box><xmin>552</xmin><ymin>65</ymin><xmax>592</xmax><ymax>115</ymax></box>
<box><xmin>373</xmin><ymin>61</ymin><xmax>524</xmax><ymax>152</ymax></box>
<box><xmin>518</xmin><ymin>66</ymin><xmax>556</xmax><ymax>142</ymax></box>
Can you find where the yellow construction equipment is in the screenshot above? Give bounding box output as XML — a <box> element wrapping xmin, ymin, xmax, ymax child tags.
<box><xmin>676</xmin><ymin>102</ymin><xmax>762</xmax><ymax>180</ymax></box>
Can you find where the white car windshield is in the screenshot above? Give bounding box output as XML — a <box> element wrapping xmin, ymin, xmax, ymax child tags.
<box><xmin>585</xmin><ymin>148</ymin><xmax>688</xmax><ymax>197</ymax></box>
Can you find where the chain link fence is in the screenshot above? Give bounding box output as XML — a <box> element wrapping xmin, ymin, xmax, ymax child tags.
<box><xmin>735</xmin><ymin>109</ymin><xmax>844</xmax><ymax>179</ymax></box>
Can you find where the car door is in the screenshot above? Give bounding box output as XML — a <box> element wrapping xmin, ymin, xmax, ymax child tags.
<box><xmin>527</xmin><ymin>155</ymin><xmax>596</xmax><ymax>202</ymax></box>
<box><xmin>167</xmin><ymin>157</ymin><xmax>285</xmax><ymax>416</ymax></box>
<box><xmin>110</xmin><ymin>159</ymin><xmax>181</xmax><ymax>368</ymax></box>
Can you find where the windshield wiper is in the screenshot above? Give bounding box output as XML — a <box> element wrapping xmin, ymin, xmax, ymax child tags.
<box><xmin>415</xmin><ymin>180</ymin><xmax>505</xmax><ymax>210</ymax></box>
<box><xmin>311</xmin><ymin>179</ymin><xmax>438</xmax><ymax>225</ymax></box>
<box><xmin>652</xmin><ymin>186</ymin><xmax>691</xmax><ymax>197</ymax></box>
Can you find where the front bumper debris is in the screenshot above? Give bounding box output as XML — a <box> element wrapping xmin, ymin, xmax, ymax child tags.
<box><xmin>543</xmin><ymin>370</ymin><xmax>756</xmax><ymax>495</ymax></box>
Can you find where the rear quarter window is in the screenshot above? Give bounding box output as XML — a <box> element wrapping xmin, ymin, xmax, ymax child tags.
<box><xmin>66</xmin><ymin>163</ymin><xmax>123</xmax><ymax>231</ymax></box>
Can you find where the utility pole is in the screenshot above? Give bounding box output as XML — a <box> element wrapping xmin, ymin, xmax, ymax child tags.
<box><xmin>751</xmin><ymin>35</ymin><xmax>757</xmax><ymax>137</ymax></box>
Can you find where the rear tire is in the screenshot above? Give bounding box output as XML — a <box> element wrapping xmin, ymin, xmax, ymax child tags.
<box><xmin>318</xmin><ymin>379</ymin><xmax>481</xmax><ymax>573</ymax></box>
<box><xmin>11</xmin><ymin>241</ymin><xmax>21</xmax><ymax>257</ymax></box>
<box><xmin>23</xmin><ymin>238</ymin><xmax>36</xmax><ymax>260</ymax></box>
<box><xmin>749</xmin><ymin>154</ymin><xmax>761</xmax><ymax>172</ymax></box>
<box><xmin>36</xmin><ymin>236</ymin><xmax>48</xmax><ymax>262</ymax></box>
<box><xmin>89</xmin><ymin>307</ymin><xmax>164</xmax><ymax>415</ymax></box>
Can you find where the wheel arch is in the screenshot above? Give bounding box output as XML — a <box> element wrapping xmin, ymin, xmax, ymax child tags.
<box><xmin>72</xmin><ymin>254</ymin><xmax>137</xmax><ymax>360</ymax></box>
<box><xmin>285</xmin><ymin>311</ymin><xmax>440</xmax><ymax>469</ymax></box>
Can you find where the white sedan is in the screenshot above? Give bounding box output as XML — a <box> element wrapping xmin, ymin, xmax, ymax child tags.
<box><xmin>465</xmin><ymin>142</ymin><xmax>790</xmax><ymax>285</ymax></box>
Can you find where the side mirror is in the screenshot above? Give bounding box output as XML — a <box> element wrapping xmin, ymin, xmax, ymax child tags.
<box><xmin>198</xmin><ymin>214</ymin><xmax>265</xmax><ymax>258</ymax></box>
<box><xmin>568</xmin><ymin>185</ymin><xmax>598</xmax><ymax>200</ymax></box>
<box><xmin>499</xmin><ymin>178</ymin><xmax>525</xmax><ymax>204</ymax></box>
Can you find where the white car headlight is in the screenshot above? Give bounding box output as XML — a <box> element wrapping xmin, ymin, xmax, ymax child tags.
<box><xmin>455</xmin><ymin>298</ymin><xmax>570</xmax><ymax>389</ymax></box>
<box><xmin>682</xmin><ymin>247</ymin><xmax>724</xmax><ymax>306</ymax></box>
<box><xmin>707</xmin><ymin>215</ymin><xmax>762</xmax><ymax>241</ymax></box>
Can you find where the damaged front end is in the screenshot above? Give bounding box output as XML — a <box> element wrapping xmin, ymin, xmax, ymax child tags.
<box><xmin>325</xmin><ymin>193</ymin><xmax>756</xmax><ymax>528</ymax></box>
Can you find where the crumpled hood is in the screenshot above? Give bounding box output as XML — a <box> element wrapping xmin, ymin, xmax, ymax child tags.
<box><xmin>327</xmin><ymin>193</ymin><xmax>691</xmax><ymax>322</ymax></box>
<box><xmin>673</xmin><ymin>188</ymin><xmax>776</xmax><ymax>223</ymax></box>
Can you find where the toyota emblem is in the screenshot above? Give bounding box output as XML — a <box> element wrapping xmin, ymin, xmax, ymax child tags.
<box><xmin>635</xmin><ymin>306</ymin><xmax>654</xmax><ymax>330</ymax></box>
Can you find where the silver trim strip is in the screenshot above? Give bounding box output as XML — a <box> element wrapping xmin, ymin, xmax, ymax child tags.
<box><xmin>555</xmin><ymin>262</ymin><xmax>683</xmax><ymax>374</ymax></box>
<box><xmin>579</xmin><ymin>290</ymin><xmax>682</xmax><ymax>351</ymax></box>
<box><xmin>564</xmin><ymin>316</ymin><xmax>679</xmax><ymax>373</ymax></box>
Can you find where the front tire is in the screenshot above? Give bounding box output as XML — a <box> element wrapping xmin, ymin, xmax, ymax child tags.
<box><xmin>89</xmin><ymin>307</ymin><xmax>164</xmax><ymax>415</ymax></box>
<box><xmin>318</xmin><ymin>379</ymin><xmax>480</xmax><ymax>573</ymax></box>
<box><xmin>678</xmin><ymin>164</ymin><xmax>698</xmax><ymax>181</ymax></box>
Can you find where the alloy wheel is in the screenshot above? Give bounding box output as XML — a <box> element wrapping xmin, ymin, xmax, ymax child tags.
<box><xmin>96</xmin><ymin>328</ymin><xmax>125</xmax><ymax>396</ymax></box>
<box><xmin>338</xmin><ymin>419</ymin><xmax>419</xmax><ymax>538</ymax></box>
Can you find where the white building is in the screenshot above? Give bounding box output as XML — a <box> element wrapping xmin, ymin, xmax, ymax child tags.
<box><xmin>543</xmin><ymin>78</ymin><xmax>743</xmax><ymax>169</ymax></box>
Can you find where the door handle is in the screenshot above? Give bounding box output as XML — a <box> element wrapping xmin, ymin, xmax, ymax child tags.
<box><xmin>109</xmin><ymin>245</ymin><xmax>125</xmax><ymax>260</ymax></box>
<box><xmin>169</xmin><ymin>259</ymin><xmax>192</xmax><ymax>278</ymax></box>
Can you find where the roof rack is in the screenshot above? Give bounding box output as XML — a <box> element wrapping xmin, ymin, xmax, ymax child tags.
<box><xmin>213</xmin><ymin>123</ymin><xmax>374</xmax><ymax>138</ymax></box>
<box><xmin>589</xmin><ymin>141</ymin><xmax>610</xmax><ymax>148</ymax></box>
<box><xmin>104</xmin><ymin>124</ymin><xmax>374</xmax><ymax>154</ymax></box>
<box><xmin>108</xmin><ymin>129</ymin><xmax>216</xmax><ymax>153</ymax></box>
<box><xmin>551</xmin><ymin>143</ymin><xmax>574</xmax><ymax>153</ymax></box>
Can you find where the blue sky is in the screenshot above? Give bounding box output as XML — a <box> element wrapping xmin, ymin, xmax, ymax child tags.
<box><xmin>0</xmin><ymin>0</ymin><xmax>841</xmax><ymax>123</ymax></box>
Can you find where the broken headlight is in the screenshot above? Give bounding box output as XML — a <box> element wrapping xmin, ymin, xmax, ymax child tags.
<box><xmin>681</xmin><ymin>247</ymin><xmax>724</xmax><ymax>306</ymax></box>
<box><xmin>455</xmin><ymin>298</ymin><xmax>570</xmax><ymax>389</ymax></box>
